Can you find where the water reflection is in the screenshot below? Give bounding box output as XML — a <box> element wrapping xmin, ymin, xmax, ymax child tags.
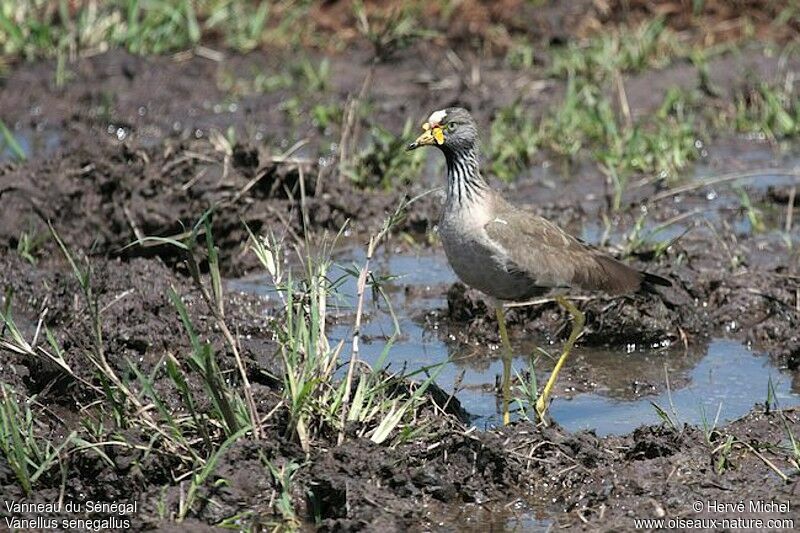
<box><xmin>0</xmin><ymin>126</ymin><xmax>62</xmax><ymax>162</ymax></box>
<box><xmin>229</xmin><ymin>247</ymin><xmax>800</xmax><ymax>436</ymax></box>
<box><xmin>425</xmin><ymin>501</ymin><xmax>552</xmax><ymax>533</ymax></box>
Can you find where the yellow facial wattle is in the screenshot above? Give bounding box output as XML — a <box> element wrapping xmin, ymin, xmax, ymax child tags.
<box><xmin>407</xmin><ymin>122</ymin><xmax>446</xmax><ymax>150</ymax></box>
<box><xmin>422</xmin><ymin>122</ymin><xmax>444</xmax><ymax>144</ymax></box>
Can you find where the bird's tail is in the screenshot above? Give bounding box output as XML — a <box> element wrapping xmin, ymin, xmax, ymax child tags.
<box><xmin>639</xmin><ymin>271</ymin><xmax>671</xmax><ymax>294</ymax></box>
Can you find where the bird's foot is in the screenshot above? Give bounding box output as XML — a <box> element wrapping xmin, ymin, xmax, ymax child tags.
<box><xmin>535</xmin><ymin>397</ymin><xmax>549</xmax><ymax>426</ymax></box>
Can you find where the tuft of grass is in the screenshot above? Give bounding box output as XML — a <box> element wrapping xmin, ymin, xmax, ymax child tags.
<box><xmin>766</xmin><ymin>376</ymin><xmax>778</xmax><ymax>414</ymax></box>
<box><xmin>549</xmin><ymin>18</ymin><xmax>685</xmax><ymax>81</ymax></box>
<box><xmin>729</xmin><ymin>80</ymin><xmax>800</xmax><ymax>140</ymax></box>
<box><xmin>651</xmin><ymin>400</ymin><xmax>680</xmax><ymax>431</ymax></box>
<box><xmin>489</xmin><ymin>78</ymin><xmax>700</xmax><ymax>191</ymax></box>
<box><xmin>204</xmin><ymin>0</ymin><xmax>270</xmax><ymax>52</ymax></box>
<box><xmin>50</xmin><ymin>223</ymin><xmax>144</xmax><ymax>427</ymax></box>
<box><xmin>505</xmin><ymin>37</ymin><xmax>536</xmax><ymax>70</ymax></box>
<box><xmin>271</xmin><ymin>57</ymin><xmax>333</xmax><ymax>124</ymax></box>
<box><xmin>262</xmin><ymin>455</ymin><xmax>301</xmax><ymax>529</ymax></box>
<box><xmin>220</xmin><ymin>55</ymin><xmax>333</xmax><ymax>131</ymax></box>
<box><xmin>781</xmin><ymin>415</ymin><xmax>800</xmax><ymax>473</ymax></box>
<box><xmin>0</xmin><ymin>0</ymin><xmax>316</xmax><ymax>61</ymax></box>
<box><xmin>489</xmin><ymin>101</ymin><xmax>540</xmax><ymax>182</ymax></box>
<box><xmin>130</xmin><ymin>211</ymin><xmax>260</xmax><ymax>439</ymax></box>
<box><xmin>353</xmin><ymin>0</ymin><xmax>430</xmax><ymax>62</ymax></box>
<box><xmin>253</xmin><ymin>230</ymin><xmax>340</xmax><ymax>451</ymax></box>
<box><xmin>714</xmin><ymin>434</ymin><xmax>735</xmax><ymax>474</ymax></box>
<box><xmin>178</xmin><ymin>426</ymin><xmax>250</xmax><ymax>522</ymax></box>
<box><xmin>290</xmin><ymin>56</ymin><xmax>330</xmax><ymax>93</ymax></box>
<box><xmin>565</xmin><ymin>80</ymin><xmax>698</xmax><ymax>183</ymax></box>
<box><xmin>232</xmin><ymin>68</ymin><xmax>293</xmax><ymax>94</ymax></box>
<box><xmin>122</xmin><ymin>0</ymin><xmax>201</xmax><ymax>54</ymax></box>
<box><xmin>0</xmin><ymin>383</ymin><xmax>75</xmax><ymax>495</ymax></box>
<box><xmin>763</xmin><ymin>378</ymin><xmax>800</xmax><ymax>474</ymax></box>
<box><xmin>1</xmin><ymin>213</ymin><xmax>270</xmax><ymax>516</ymax></box>
<box><xmin>651</xmin><ymin>364</ymin><xmax>681</xmax><ymax>431</ymax></box>
<box><xmin>15</xmin><ymin>230</ymin><xmax>47</xmax><ymax>265</ymax></box>
<box><xmin>53</xmin><ymin>39</ymin><xmax>73</xmax><ymax>88</ymax></box>
<box><xmin>311</xmin><ymin>102</ymin><xmax>342</xmax><ymax>131</ymax></box>
<box><xmin>0</xmin><ymin>213</ymin><xmax>263</xmax><ymax>519</ymax></box>
<box><xmin>512</xmin><ymin>351</ymin><xmax>542</xmax><ymax>421</ymax></box>
<box><xmin>0</xmin><ymin>0</ymin><xmax>63</xmax><ymax>59</ymax></box>
<box><xmin>128</xmin><ymin>283</ymin><xmax>251</xmax><ymax>468</ymax></box>
<box><xmin>623</xmin><ymin>209</ymin><xmax>695</xmax><ymax>258</ymax></box>
<box><xmin>250</xmin><ymin>196</ymin><xmax>444</xmax><ymax>450</ymax></box>
<box><xmin>699</xmin><ymin>402</ymin><xmax>723</xmax><ymax>445</ymax></box>
<box><xmin>349</xmin><ymin>119</ymin><xmax>426</xmax><ymax>189</ymax></box>
<box><xmin>599</xmin><ymin>112</ymin><xmax>697</xmax><ymax>175</ymax></box>
<box><xmin>735</xmin><ymin>186</ymin><xmax>766</xmax><ymax>233</ymax></box>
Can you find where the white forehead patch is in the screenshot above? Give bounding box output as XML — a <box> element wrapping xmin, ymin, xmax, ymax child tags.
<box><xmin>427</xmin><ymin>109</ymin><xmax>447</xmax><ymax>124</ymax></box>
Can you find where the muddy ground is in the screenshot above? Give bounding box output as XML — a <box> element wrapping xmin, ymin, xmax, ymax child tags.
<box><xmin>2</xmin><ymin>4</ymin><xmax>800</xmax><ymax>531</ymax></box>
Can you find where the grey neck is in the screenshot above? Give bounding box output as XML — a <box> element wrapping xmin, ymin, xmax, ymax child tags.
<box><xmin>443</xmin><ymin>145</ymin><xmax>488</xmax><ymax>207</ymax></box>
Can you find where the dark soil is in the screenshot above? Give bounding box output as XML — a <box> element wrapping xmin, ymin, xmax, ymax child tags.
<box><xmin>1</xmin><ymin>6</ymin><xmax>800</xmax><ymax>530</ymax></box>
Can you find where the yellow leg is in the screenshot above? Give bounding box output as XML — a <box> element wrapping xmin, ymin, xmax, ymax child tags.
<box><xmin>535</xmin><ymin>295</ymin><xmax>585</xmax><ymax>423</ymax></box>
<box><xmin>495</xmin><ymin>305</ymin><xmax>512</xmax><ymax>425</ymax></box>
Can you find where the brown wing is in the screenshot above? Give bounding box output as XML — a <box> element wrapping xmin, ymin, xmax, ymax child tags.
<box><xmin>484</xmin><ymin>205</ymin><xmax>644</xmax><ymax>295</ymax></box>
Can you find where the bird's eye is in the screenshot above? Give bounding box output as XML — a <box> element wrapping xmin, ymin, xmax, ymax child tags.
<box><xmin>447</xmin><ymin>123</ymin><xmax>457</xmax><ymax>131</ymax></box>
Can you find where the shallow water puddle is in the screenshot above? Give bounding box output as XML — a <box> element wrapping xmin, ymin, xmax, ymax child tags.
<box><xmin>428</xmin><ymin>501</ymin><xmax>553</xmax><ymax>533</ymax></box>
<box><xmin>230</xmin><ymin>247</ymin><xmax>800</xmax><ymax>436</ymax></box>
<box><xmin>551</xmin><ymin>339</ymin><xmax>799</xmax><ymax>436</ymax></box>
<box><xmin>0</xmin><ymin>125</ymin><xmax>63</xmax><ymax>162</ymax></box>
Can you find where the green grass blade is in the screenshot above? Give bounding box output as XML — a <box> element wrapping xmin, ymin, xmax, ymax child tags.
<box><xmin>180</xmin><ymin>425</ymin><xmax>250</xmax><ymax>520</ymax></box>
<box><xmin>0</xmin><ymin>120</ymin><xmax>26</xmax><ymax>161</ymax></box>
<box><xmin>29</xmin><ymin>431</ymin><xmax>75</xmax><ymax>484</ymax></box>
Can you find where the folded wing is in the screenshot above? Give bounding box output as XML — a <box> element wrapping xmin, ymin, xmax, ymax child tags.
<box><xmin>484</xmin><ymin>206</ymin><xmax>662</xmax><ymax>296</ymax></box>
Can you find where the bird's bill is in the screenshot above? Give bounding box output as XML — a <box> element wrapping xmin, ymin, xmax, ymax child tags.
<box><xmin>407</xmin><ymin>122</ymin><xmax>444</xmax><ymax>150</ymax></box>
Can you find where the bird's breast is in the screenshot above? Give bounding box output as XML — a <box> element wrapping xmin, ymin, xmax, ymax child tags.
<box><xmin>439</xmin><ymin>208</ymin><xmax>538</xmax><ymax>301</ymax></box>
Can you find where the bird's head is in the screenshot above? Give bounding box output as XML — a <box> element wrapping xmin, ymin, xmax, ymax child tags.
<box><xmin>407</xmin><ymin>107</ymin><xmax>478</xmax><ymax>154</ymax></box>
